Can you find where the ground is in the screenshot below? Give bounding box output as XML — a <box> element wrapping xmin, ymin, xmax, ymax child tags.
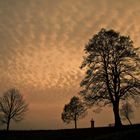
<box><xmin>0</xmin><ymin>124</ymin><xmax>140</xmax><ymax>140</ymax></box>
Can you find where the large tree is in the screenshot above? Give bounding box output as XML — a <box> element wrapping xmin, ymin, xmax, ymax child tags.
<box><xmin>0</xmin><ymin>88</ymin><xmax>28</xmax><ymax>131</ymax></box>
<box><xmin>80</xmin><ymin>28</ymin><xmax>140</xmax><ymax>127</ymax></box>
<box><xmin>61</xmin><ymin>96</ymin><xmax>87</xmax><ymax>129</ymax></box>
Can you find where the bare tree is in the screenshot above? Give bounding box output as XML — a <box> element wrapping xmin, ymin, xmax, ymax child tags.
<box><xmin>80</xmin><ymin>28</ymin><xmax>140</xmax><ymax>127</ymax></box>
<box><xmin>120</xmin><ymin>102</ymin><xmax>134</xmax><ymax>125</ymax></box>
<box><xmin>0</xmin><ymin>88</ymin><xmax>28</xmax><ymax>131</ymax></box>
<box><xmin>61</xmin><ymin>96</ymin><xmax>87</xmax><ymax>129</ymax></box>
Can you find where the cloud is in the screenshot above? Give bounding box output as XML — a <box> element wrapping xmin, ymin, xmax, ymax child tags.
<box><xmin>0</xmin><ymin>0</ymin><xmax>140</xmax><ymax>129</ymax></box>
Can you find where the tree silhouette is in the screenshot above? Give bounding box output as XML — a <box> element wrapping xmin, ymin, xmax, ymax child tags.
<box><xmin>120</xmin><ymin>102</ymin><xmax>134</xmax><ymax>125</ymax></box>
<box><xmin>80</xmin><ymin>28</ymin><xmax>140</xmax><ymax>127</ymax></box>
<box><xmin>0</xmin><ymin>88</ymin><xmax>28</xmax><ymax>131</ymax></box>
<box><xmin>61</xmin><ymin>96</ymin><xmax>87</xmax><ymax>129</ymax></box>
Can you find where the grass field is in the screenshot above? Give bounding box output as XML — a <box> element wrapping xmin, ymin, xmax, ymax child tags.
<box><xmin>0</xmin><ymin>124</ymin><xmax>140</xmax><ymax>140</ymax></box>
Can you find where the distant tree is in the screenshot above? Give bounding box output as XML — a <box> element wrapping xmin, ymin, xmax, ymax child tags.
<box><xmin>80</xmin><ymin>28</ymin><xmax>140</xmax><ymax>127</ymax></box>
<box><xmin>0</xmin><ymin>88</ymin><xmax>28</xmax><ymax>131</ymax></box>
<box><xmin>120</xmin><ymin>102</ymin><xmax>134</xmax><ymax>125</ymax></box>
<box><xmin>61</xmin><ymin>96</ymin><xmax>87</xmax><ymax>129</ymax></box>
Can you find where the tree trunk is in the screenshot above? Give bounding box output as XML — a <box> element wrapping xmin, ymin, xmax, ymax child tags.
<box><xmin>6</xmin><ymin>118</ymin><xmax>10</xmax><ymax>131</ymax></box>
<box><xmin>113</xmin><ymin>102</ymin><xmax>122</xmax><ymax>128</ymax></box>
<box><xmin>74</xmin><ymin>119</ymin><xmax>77</xmax><ymax>129</ymax></box>
<box><xmin>127</xmin><ymin>117</ymin><xmax>132</xmax><ymax>125</ymax></box>
<box><xmin>74</xmin><ymin>114</ymin><xmax>77</xmax><ymax>129</ymax></box>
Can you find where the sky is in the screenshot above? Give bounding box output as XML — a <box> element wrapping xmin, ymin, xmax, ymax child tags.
<box><xmin>0</xmin><ymin>0</ymin><xmax>140</xmax><ymax>130</ymax></box>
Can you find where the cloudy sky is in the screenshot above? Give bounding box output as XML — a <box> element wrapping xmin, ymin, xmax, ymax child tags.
<box><xmin>0</xmin><ymin>0</ymin><xmax>140</xmax><ymax>130</ymax></box>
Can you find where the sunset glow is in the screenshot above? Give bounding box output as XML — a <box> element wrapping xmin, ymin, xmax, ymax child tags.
<box><xmin>0</xmin><ymin>0</ymin><xmax>140</xmax><ymax>130</ymax></box>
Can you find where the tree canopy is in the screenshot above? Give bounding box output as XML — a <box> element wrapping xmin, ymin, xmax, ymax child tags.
<box><xmin>61</xmin><ymin>96</ymin><xmax>87</xmax><ymax>129</ymax></box>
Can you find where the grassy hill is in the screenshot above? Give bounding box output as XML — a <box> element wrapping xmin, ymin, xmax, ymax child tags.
<box><xmin>0</xmin><ymin>124</ymin><xmax>140</xmax><ymax>140</ymax></box>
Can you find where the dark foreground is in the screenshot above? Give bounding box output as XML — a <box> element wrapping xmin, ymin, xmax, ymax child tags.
<box><xmin>0</xmin><ymin>124</ymin><xmax>140</xmax><ymax>140</ymax></box>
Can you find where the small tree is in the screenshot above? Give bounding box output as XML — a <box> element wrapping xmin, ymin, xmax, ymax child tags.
<box><xmin>80</xmin><ymin>28</ymin><xmax>140</xmax><ymax>127</ymax></box>
<box><xmin>120</xmin><ymin>102</ymin><xmax>134</xmax><ymax>125</ymax></box>
<box><xmin>0</xmin><ymin>88</ymin><xmax>28</xmax><ymax>131</ymax></box>
<box><xmin>61</xmin><ymin>96</ymin><xmax>87</xmax><ymax>129</ymax></box>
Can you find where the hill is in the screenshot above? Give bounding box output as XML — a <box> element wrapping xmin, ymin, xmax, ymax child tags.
<box><xmin>0</xmin><ymin>124</ymin><xmax>140</xmax><ymax>140</ymax></box>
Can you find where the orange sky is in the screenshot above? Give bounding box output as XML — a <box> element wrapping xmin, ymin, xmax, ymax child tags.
<box><xmin>0</xmin><ymin>0</ymin><xmax>140</xmax><ymax>130</ymax></box>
